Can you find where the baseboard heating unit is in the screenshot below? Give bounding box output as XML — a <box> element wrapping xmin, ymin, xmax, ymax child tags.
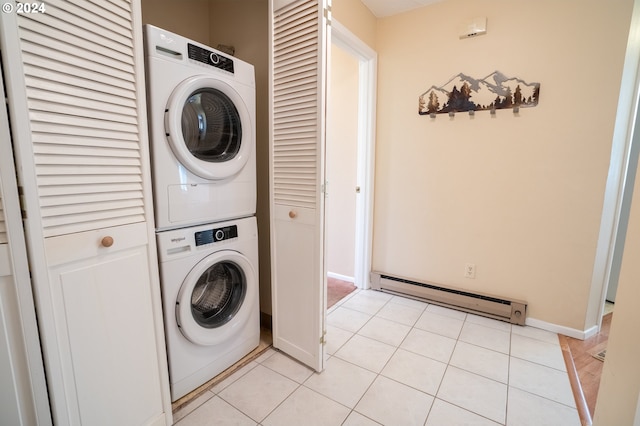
<box><xmin>370</xmin><ymin>272</ymin><xmax>527</xmax><ymax>325</ymax></box>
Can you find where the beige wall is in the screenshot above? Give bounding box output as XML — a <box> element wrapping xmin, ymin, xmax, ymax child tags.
<box><xmin>141</xmin><ymin>0</ymin><xmax>210</xmax><ymax>45</ymax></box>
<box><xmin>373</xmin><ymin>0</ymin><xmax>633</xmax><ymax>331</ymax></box>
<box><xmin>208</xmin><ymin>0</ymin><xmax>271</xmax><ymax>315</ymax></box>
<box><xmin>332</xmin><ymin>0</ymin><xmax>376</xmax><ymax>49</ymax></box>
<box><xmin>326</xmin><ymin>44</ymin><xmax>359</xmax><ymax>280</ymax></box>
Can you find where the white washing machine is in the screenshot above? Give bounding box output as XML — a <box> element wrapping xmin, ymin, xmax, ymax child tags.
<box><xmin>144</xmin><ymin>25</ymin><xmax>256</xmax><ymax>231</ymax></box>
<box><xmin>157</xmin><ymin>216</ymin><xmax>259</xmax><ymax>401</ymax></box>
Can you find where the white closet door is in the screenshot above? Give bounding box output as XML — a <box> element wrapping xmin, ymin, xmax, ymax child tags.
<box><xmin>270</xmin><ymin>0</ymin><xmax>329</xmax><ymax>371</ymax></box>
<box><xmin>15</xmin><ymin>0</ymin><xmax>145</xmax><ymax>237</ymax></box>
<box><xmin>0</xmin><ymin>1</ymin><xmax>171</xmax><ymax>424</ymax></box>
<box><xmin>0</xmin><ymin>49</ymin><xmax>52</xmax><ymax>425</ymax></box>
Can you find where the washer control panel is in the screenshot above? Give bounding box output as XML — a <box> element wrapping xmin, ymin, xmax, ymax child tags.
<box><xmin>187</xmin><ymin>43</ymin><xmax>234</xmax><ymax>74</ymax></box>
<box><xmin>194</xmin><ymin>225</ymin><xmax>238</xmax><ymax>246</ymax></box>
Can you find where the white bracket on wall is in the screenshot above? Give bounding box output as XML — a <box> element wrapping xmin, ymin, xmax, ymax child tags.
<box><xmin>459</xmin><ymin>17</ymin><xmax>487</xmax><ymax>39</ymax></box>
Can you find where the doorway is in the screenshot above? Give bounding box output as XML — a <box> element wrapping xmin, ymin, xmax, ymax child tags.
<box><xmin>326</xmin><ymin>41</ymin><xmax>358</xmax><ymax>308</ymax></box>
<box><xmin>325</xmin><ymin>20</ymin><xmax>377</xmax><ymax>309</ymax></box>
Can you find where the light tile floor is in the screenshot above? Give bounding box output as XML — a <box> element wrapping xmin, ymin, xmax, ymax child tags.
<box><xmin>173</xmin><ymin>290</ymin><xmax>581</xmax><ymax>425</ymax></box>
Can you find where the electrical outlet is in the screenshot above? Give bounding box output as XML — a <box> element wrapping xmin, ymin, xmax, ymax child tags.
<box><xmin>464</xmin><ymin>263</ymin><xmax>476</xmax><ymax>279</ymax></box>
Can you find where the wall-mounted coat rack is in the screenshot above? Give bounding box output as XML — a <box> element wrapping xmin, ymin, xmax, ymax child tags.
<box><xmin>419</xmin><ymin>71</ymin><xmax>540</xmax><ymax>118</ymax></box>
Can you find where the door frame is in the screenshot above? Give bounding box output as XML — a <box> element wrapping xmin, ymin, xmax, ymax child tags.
<box><xmin>331</xmin><ymin>20</ymin><xmax>377</xmax><ymax>289</ymax></box>
<box><xmin>589</xmin><ymin>0</ymin><xmax>640</xmax><ymax>333</ymax></box>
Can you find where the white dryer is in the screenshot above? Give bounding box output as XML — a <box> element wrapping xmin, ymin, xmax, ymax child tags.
<box><xmin>156</xmin><ymin>216</ymin><xmax>259</xmax><ymax>401</ymax></box>
<box><xmin>144</xmin><ymin>25</ymin><xmax>256</xmax><ymax>231</ymax></box>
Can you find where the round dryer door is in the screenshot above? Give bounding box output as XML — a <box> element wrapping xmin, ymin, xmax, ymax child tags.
<box><xmin>165</xmin><ymin>75</ymin><xmax>253</xmax><ymax>180</ymax></box>
<box><xmin>176</xmin><ymin>250</ymin><xmax>257</xmax><ymax>346</ymax></box>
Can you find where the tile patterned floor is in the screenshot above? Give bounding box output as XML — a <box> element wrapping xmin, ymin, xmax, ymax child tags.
<box><xmin>173</xmin><ymin>290</ymin><xmax>581</xmax><ymax>425</ymax></box>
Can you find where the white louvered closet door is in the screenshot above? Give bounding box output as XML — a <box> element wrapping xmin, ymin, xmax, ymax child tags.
<box><xmin>270</xmin><ymin>0</ymin><xmax>330</xmax><ymax>371</ymax></box>
<box><xmin>0</xmin><ymin>1</ymin><xmax>171</xmax><ymax>425</ymax></box>
<box><xmin>18</xmin><ymin>1</ymin><xmax>145</xmax><ymax>236</ymax></box>
<box><xmin>0</xmin><ymin>52</ymin><xmax>52</xmax><ymax>425</ymax></box>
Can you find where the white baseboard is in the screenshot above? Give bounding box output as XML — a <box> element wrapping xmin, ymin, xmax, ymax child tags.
<box><xmin>327</xmin><ymin>272</ymin><xmax>355</xmax><ymax>284</ymax></box>
<box><xmin>525</xmin><ymin>317</ymin><xmax>599</xmax><ymax>340</ymax></box>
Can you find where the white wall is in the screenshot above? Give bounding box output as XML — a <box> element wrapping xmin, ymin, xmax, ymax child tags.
<box><xmin>373</xmin><ymin>0</ymin><xmax>633</xmax><ymax>331</ymax></box>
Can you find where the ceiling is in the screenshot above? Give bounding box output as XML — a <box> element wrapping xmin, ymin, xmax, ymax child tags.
<box><xmin>360</xmin><ymin>0</ymin><xmax>444</xmax><ymax>18</ymax></box>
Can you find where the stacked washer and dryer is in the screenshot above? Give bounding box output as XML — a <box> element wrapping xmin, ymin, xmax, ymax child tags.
<box><xmin>144</xmin><ymin>25</ymin><xmax>260</xmax><ymax>402</ymax></box>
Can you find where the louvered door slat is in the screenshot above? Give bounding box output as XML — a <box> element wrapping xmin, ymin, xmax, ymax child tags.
<box><xmin>32</xmin><ymin>133</ymin><xmax>139</xmax><ymax>150</ymax></box>
<box><xmin>275</xmin><ymin>87</ymin><xmax>317</xmax><ymax>103</ymax></box>
<box><xmin>84</xmin><ymin>0</ymin><xmax>131</xmax><ymax>20</ymax></box>
<box><xmin>39</xmin><ymin>190</ymin><xmax>143</xmax><ymax>207</ymax></box>
<box><xmin>36</xmin><ymin>0</ymin><xmax>133</xmax><ymax>44</ymax></box>
<box><xmin>22</xmin><ymin>58</ymin><xmax>135</xmax><ymax>94</ymax></box>
<box><xmin>19</xmin><ymin>19</ymin><xmax>133</xmax><ymax>66</ymax></box>
<box><xmin>30</xmin><ymin>123</ymin><xmax>138</xmax><ymax>141</ymax></box>
<box><xmin>28</xmin><ymin>100</ymin><xmax>138</xmax><ymax>125</ymax></box>
<box><xmin>35</xmin><ymin>155</ymin><xmax>141</xmax><ymax>167</ymax></box>
<box><xmin>38</xmin><ymin>174</ymin><xmax>142</xmax><ymax>186</ymax></box>
<box><xmin>25</xmin><ymin>73</ymin><xmax>135</xmax><ymax>103</ymax></box>
<box><xmin>38</xmin><ymin>182</ymin><xmax>142</xmax><ymax>197</ymax></box>
<box><xmin>33</xmin><ymin>144</ymin><xmax>140</xmax><ymax>158</ymax></box>
<box><xmin>273</xmin><ymin>0</ymin><xmax>320</xmax><ymax>209</ymax></box>
<box><xmin>274</xmin><ymin>44</ymin><xmax>316</xmax><ymax>66</ymax></box>
<box><xmin>26</xmin><ymin>80</ymin><xmax>136</xmax><ymax>116</ymax></box>
<box><xmin>15</xmin><ymin>1</ymin><xmax>146</xmax><ymax>237</ymax></box>
<box><xmin>22</xmin><ymin>42</ymin><xmax>134</xmax><ymax>84</ymax></box>
<box><xmin>65</xmin><ymin>0</ymin><xmax>131</xmax><ymax>30</ymax></box>
<box><xmin>29</xmin><ymin>112</ymin><xmax>138</xmax><ymax>134</ymax></box>
<box><xmin>41</xmin><ymin>207</ymin><xmax>144</xmax><ymax>236</ymax></box>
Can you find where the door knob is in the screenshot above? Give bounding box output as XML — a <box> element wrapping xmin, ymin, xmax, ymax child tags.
<box><xmin>101</xmin><ymin>236</ymin><xmax>114</xmax><ymax>248</ymax></box>
<box><xmin>289</xmin><ymin>210</ymin><xmax>297</xmax><ymax>219</ymax></box>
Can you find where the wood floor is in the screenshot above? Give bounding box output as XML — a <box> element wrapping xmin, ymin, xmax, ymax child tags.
<box><xmin>560</xmin><ymin>312</ymin><xmax>612</xmax><ymax>425</ymax></box>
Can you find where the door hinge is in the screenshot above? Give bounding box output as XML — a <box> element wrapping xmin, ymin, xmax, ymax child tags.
<box><xmin>320</xmin><ymin>330</ymin><xmax>327</xmax><ymax>345</ymax></box>
<box><xmin>18</xmin><ymin>186</ymin><xmax>27</xmax><ymax>219</ymax></box>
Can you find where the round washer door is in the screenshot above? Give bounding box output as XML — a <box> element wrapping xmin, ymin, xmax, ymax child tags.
<box><xmin>165</xmin><ymin>75</ymin><xmax>253</xmax><ymax>180</ymax></box>
<box><xmin>176</xmin><ymin>250</ymin><xmax>256</xmax><ymax>346</ymax></box>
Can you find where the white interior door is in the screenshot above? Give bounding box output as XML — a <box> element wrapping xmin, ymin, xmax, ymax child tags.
<box><xmin>0</xmin><ymin>52</ymin><xmax>51</xmax><ymax>425</ymax></box>
<box><xmin>1</xmin><ymin>1</ymin><xmax>172</xmax><ymax>424</ymax></box>
<box><xmin>270</xmin><ymin>0</ymin><xmax>330</xmax><ymax>371</ymax></box>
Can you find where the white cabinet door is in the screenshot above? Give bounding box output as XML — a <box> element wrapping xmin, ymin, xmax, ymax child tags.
<box><xmin>45</xmin><ymin>223</ymin><xmax>165</xmax><ymax>426</ymax></box>
<box><xmin>0</xmin><ymin>247</ymin><xmax>50</xmax><ymax>426</ymax></box>
<box><xmin>0</xmin><ymin>49</ymin><xmax>51</xmax><ymax>425</ymax></box>
<box><xmin>270</xmin><ymin>0</ymin><xmax>330</xmax><ymax>371</ymax></box>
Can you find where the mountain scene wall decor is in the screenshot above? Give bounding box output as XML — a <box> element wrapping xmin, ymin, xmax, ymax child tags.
<box><xmin>419</xmin><ymin>71</ymin><xmax>540</xmax><ymax>116</ymax></box>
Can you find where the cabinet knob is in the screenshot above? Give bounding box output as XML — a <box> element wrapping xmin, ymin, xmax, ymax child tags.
<box><xmin>288</xmin><ymin>210</ymin><xmax>297</xmax><ymax>219</ymax></box>
<box><xmin>101</xmin><ymin>236</ymin><xmax>114</xmax><ymax>248</ymax></box>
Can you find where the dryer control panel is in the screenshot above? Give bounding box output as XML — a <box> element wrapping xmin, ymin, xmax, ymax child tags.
<box><xmin>194</xmin><ymin>225</ymin><xmax>238</xmax><ymax>246</ymax></box>
<box><xmin>187</xmin><ymin>43</ymin><xmax>234</xmax><ymax>74</ymax></box>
